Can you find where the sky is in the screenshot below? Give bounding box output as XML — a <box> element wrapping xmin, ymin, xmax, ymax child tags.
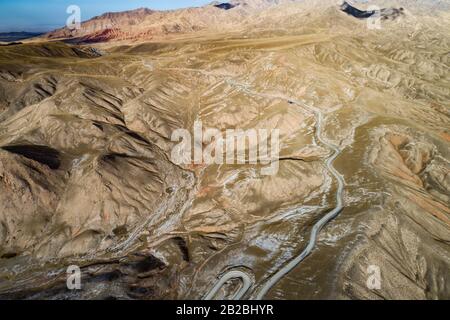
<box><xmin>0</xmin><ymin>0</ymin><xmax>215</xmax><ymax>32</ymax></box>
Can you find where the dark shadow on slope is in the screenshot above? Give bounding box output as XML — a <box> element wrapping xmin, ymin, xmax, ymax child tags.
<box><xmin>0</xmin><ymin>42</ymin><xmax>23</xmax><ymax>47</ymax></box>
<box><xmin>340</xmin><ymin>1</ymin><xmax>377</xmax><ymax>18</ymax></box>
<box><xmin>0</xmin><ymin>253</ymin><xmax>170</xmax><ymax>300</ymax></box>
<box><xmin>214</xmin><ymin>3</ymin><xmax>237</xmax><ymax>10</ymax></box>
<box><xmin>340</xmin><ymin>1</ymin><xmax>405</xmax><ymax>20</ymax></box>
<box><xmin>2</xmin><ymin>145</ymin><xmax>61</xmax><ymax>170</ymax></box>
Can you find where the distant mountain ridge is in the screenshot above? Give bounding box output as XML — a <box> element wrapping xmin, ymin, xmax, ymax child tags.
<box><xmin>43</xmin><ymin>0</ymin><xmax>303</xmax><ymax>43</ymax></box>
<box><xmin>0</xmin><ymin>32</ymin><xmax>43</xmax><ymax>42</ymax></box>
<box><xmin>42</xmin><ymin>0</ymin><xmax>450</xmax><ymax>43</ymax></box>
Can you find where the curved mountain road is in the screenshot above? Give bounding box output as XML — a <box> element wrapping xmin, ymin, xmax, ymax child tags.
<box><xmin>151</xmin><ymin>67</ymin><xmax>346</xmax><ymax>300</ymax></box>
<box><xmin>203</xmin><ymin>80</ymin><xmax>345</xmax><ymax>300</ymax></box>
<box><xmin>204</xmin><ymin>270</ymin><xmax>254</xmax><ymax>300</ymax></box>
<box><xmin>253</xmin><ymin>107</ymin><xmax>345</xmax><ymax>299</ymax></box>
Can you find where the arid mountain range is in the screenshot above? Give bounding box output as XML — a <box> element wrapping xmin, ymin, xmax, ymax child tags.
<box><xmin>0</xmin><ymin>0</ymin><xmax>449</xmax><ymax>300</ymax></box>
<box><xmin>43</xmin><ymin>0</ymin><xmax>450</xmax><ymax>43</ymax></box>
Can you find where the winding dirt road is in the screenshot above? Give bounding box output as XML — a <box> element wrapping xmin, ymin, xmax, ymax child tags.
<box><xmin>253</xmin><ymin>106</ymin><xmax>345</xmax><ymax>299</ymax></box>
<box><xmin>204</xmin><ymin>270</ymin><xmax>254</xmax><ymax>300</ymax></box>
<box><xmin>149</xmin><ymin>65</ymin><xmax>346</xmax><ymax>300</ymax></box>
<box><xmin>203</xmin><ymin>79</ymin><xmax>346</xmax><ymax>300</ymax></box>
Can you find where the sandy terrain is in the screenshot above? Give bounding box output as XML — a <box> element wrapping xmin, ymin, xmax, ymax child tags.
<box><xmin>0</xmin><ymin>0</ymin><xmax>449</xmax><ymax>299</ymax></box>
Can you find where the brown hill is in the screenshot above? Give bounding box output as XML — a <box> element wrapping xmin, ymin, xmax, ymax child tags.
<box><xmin>42</xmin><ymin>0</ymin><xmax>450</xmax><ymax>44</ymax></box>
<box><xmin>1</xmin><ymin>0</ymin><xmax>449</xmax><ymax>300</ymax></box>
<box><xmin>44</xmin><ymin>1</ymin><xmax>300</xmax><ymax>43</ymax></box>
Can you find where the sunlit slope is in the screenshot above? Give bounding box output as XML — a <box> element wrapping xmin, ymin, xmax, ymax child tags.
<box><xmin>0</xmin><ymin>1</ymin><xmax>449</xmax><ymax>299</ymax></box>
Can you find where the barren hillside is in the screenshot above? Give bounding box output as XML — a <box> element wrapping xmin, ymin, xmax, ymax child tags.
<box><xmin>0</xmin><ymin>0</ymin><xmax>449</xmax><ymax>300</ymax></box>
